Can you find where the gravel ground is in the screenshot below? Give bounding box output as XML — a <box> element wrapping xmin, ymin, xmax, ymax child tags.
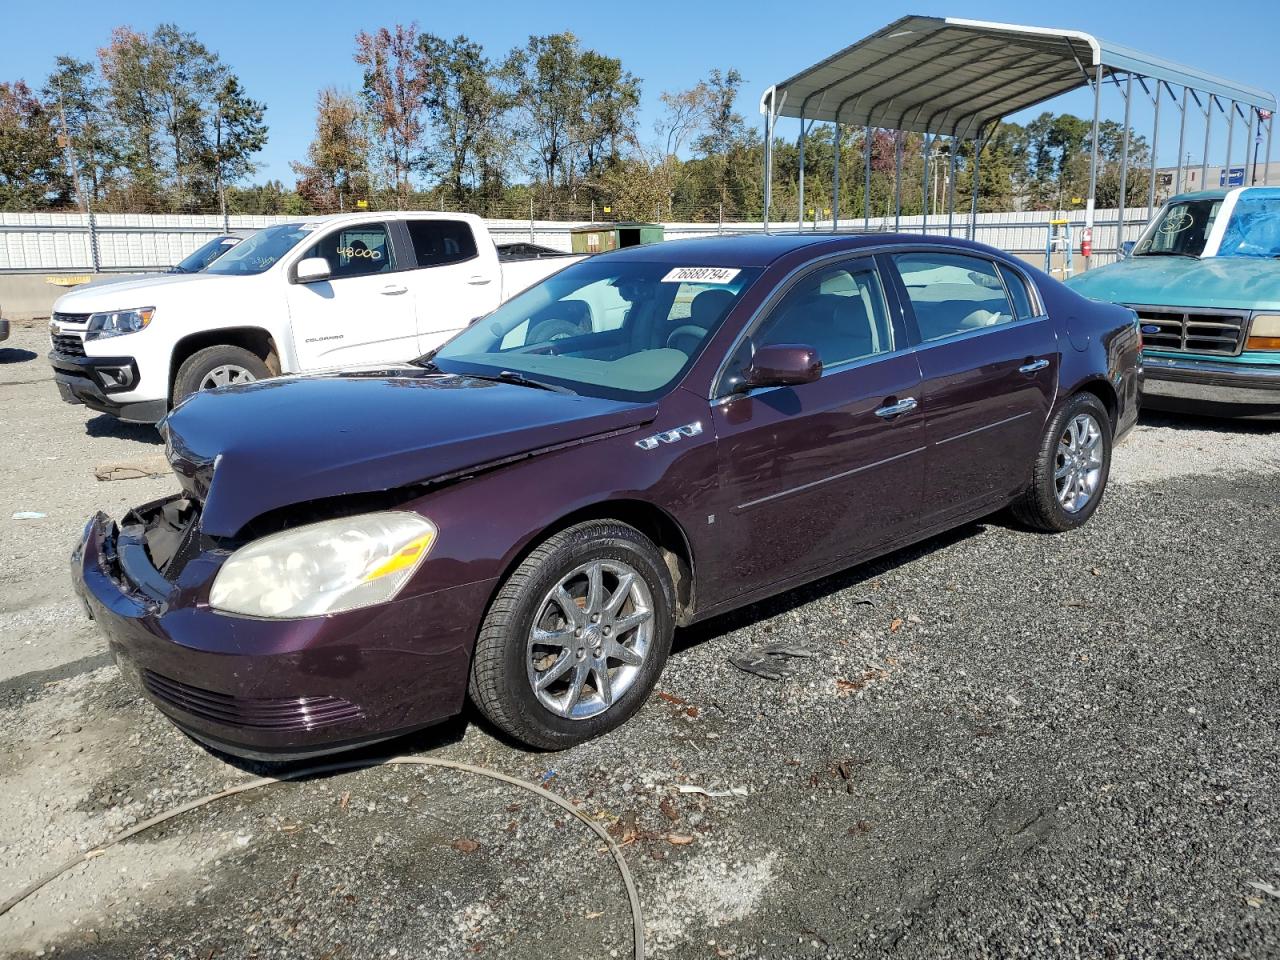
<box><xmin>2</xmin><ymin>318</ymin><xmax>1279</xmax><ymax>959</ymax></box>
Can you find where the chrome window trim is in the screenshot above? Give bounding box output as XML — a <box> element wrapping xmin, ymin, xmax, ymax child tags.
<box><xmin>995</xmin><ymin>260</ymin><xmax>1047</xmax><ymax>320</ymax></box>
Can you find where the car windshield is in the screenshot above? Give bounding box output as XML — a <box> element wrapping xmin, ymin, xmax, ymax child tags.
<box><xmin>1216</xmin><ymin>191</ymin><xmax>1280</xmax><ymax>258</ymax></box>
<box><xmin>204</xmin><ymin>223</ymin><xmax>315</xmax><ymax>276</ymax></box>
<box><xmin>171</xmin><ymin>236</ymin><xmax>240</xmax><ymax>273</ymax></box>
<box><xmin>429</xmin><ymin>258</ymin><xmax>763</xmax><ymax>401</ymax></box>
<box><xmin>1133</xmin><ymin>198</ymin><xmax>1221</xmax><ymax>258</ymax></box>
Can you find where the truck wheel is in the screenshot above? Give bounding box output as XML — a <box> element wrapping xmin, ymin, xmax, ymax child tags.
<box><xmin>172</xmin><ymin>345</ymin><xmax>270</xmax><ymax>404</ymax></box>
<box><xmin>530</xmin><ymin>318</ymin><xmax>586</xmax><ymax>342</ymax></box>
<box><xmin>1011</xmin><ymin>392</ymin><xmax>1112</xmax><ymax>532</ymax></box>
<box><xmin>468</xmin><ymin>520</ymin><xmax>675</xmax><ymax>750</ymax></box>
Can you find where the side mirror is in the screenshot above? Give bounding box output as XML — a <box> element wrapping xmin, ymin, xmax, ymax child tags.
<box><xmin>1119</xmin><ymin>241</ymin><xmax>1136</xmax><ymax>260</ymax></box>
<box><xmin>744</xmin><ymin>343</ymin><xmax>822</xmax><ymax>389</ymax></box>
<box><xmin>294</xmin><ymin>257</ymin><xmax>331</xmax><ymax>283</ymax></box>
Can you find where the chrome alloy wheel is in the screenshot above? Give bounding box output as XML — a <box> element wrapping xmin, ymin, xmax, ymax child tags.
<box><xmin>527</xmin><ymin>560</ymin><xmax>654</xmax><ymax>720</ymax></box>
<box><xmin>1055</xmin><ymin>412</ymin><xmax>1104</xmax><ymax>513</ymax></box>
<box><xmin>200</xmin><ymin>364</ymin><xmax>257</xmax><ymax>390</ymax></box>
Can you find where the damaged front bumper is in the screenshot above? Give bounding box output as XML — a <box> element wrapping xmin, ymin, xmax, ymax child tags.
<box><xmin>71</xmin><ymin>495</ymin><xmax>492</xmax><ymax>760</ymax></box>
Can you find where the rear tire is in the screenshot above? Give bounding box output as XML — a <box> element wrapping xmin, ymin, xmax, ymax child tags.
<box><xmin>468</xmin><ymin>520</ymin><xmax>675</xmax><ymax>750</ymax></box>
<box><xmin>1012</xmin><ymin>392</ymin><xmax>1112</xmax><ymax>532</ymax></box>
<box><xmin>172</xmin><ymin>344</ymin><xmax>270</xmax><ymax>405</ymax></box>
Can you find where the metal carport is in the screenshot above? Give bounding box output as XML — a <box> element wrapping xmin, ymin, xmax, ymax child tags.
<box><xmin>759</xmin><ymin>15</ymin><xmax>1278</xmax><ymax>262</ymax></box>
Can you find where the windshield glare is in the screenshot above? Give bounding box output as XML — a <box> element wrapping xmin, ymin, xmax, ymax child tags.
<box><xmin>1134</xmin><ymin>199</ymin><xmax>1221</xmax><ymax>258</ymax></box>
<box><xmin>204</xmin><ymin>223</ymin><xmax>314</xmax><ymax>276</ymax></box>
<box><xmin>431</xmin><ymin>259</ymin><xmax>762</xmax><ymax>400</ymax></box>
<box><xmin>1217</xmin><ymin>190</ymin><xmax>1280</xmax><ymax>258</ymax></box>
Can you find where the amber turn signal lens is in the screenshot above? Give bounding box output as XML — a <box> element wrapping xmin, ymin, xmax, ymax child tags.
<box><xmin>1245</xmin><ymin>336</ymin><xmax>1280</xmax><ymax>351</ymax></box>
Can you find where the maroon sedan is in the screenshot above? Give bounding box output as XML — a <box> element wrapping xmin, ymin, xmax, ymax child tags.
<box><xmin>72</xmin><ymin>234</ymin><xmax>1140</xmax><ymax>758</ymax></box>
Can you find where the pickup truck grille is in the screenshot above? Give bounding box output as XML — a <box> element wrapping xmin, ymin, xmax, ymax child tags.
<box><xmin>1129</xmin><ymin>304</ymin><xmax>1248</xmax><ymax>356</ymax></box>
<box><xmin>51</xmin><ymin>333</ymin><xmax>86</xmax><ymax>357</ymax></box>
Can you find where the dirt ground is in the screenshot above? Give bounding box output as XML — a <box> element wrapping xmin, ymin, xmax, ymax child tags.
<box><xmin>2</xmin><ymin>318</ymin><xmax>1279</xmax><ymax>959</ymax></box>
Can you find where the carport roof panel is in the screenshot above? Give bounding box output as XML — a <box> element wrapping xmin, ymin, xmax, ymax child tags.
<box><xmin>770</xmin><ymin>15</ymin><xmax>1277</xmax><ymax>139</ymax></box>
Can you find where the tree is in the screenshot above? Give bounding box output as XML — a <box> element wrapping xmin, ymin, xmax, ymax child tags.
<box><xmin>0</xmin><ymin>81</ymin><xmax>68</xmax><ymax>209</ymax></box>
<box><xmin>292</xmin><ymin>88</ymin><xmax>370</xmax><ymax>211</ymax></box>
<box><xmin>98</xmin><ymin>26</ymin><xmax>165</xmax><ymax>208</ymax></box>
<box><xmin>574</xmin><ymin>50</ymin><xmax>639</xmax><ymax>180</ymax></box>
<box><xmin>203</xmin><ymin>74</ymin><xmax>267</xmax><ymax>220</ymax></box>
<box><xmin>419</xmin><ymin>33</ymin><xmax>514</xmax><ymax>206</ymax></box>
<box><xmin>354</xmin><ymin>23</ymin><xmax>432</xmax><ymax>205</ymax></box>
<box><xmin>509</xmin><ymin>32</ymin><xmax>583</xmax><ymax>190</ymax></box>
<box><xmin>150</xmin><ymin>24</ymin><xmax>221</xmax><ymax>208</ymax></box>
<box><xmin>43</xmin><ymin>56</ymin><xmax>117</xmax><ymax>207</ymax></box>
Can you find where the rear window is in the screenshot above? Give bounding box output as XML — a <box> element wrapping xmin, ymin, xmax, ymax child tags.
<box><xmin>407</xmin><ymin>219</ymin><xmax>478</xmax><ymax>267</ymax></box>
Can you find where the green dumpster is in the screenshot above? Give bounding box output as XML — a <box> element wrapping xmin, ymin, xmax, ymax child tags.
<box><xmin>569</xmin><ymin>222</ymin><xmax>665</xmax><ymax>254</ymax></box>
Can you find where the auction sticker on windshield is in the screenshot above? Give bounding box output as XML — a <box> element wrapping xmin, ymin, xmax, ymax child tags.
<box><xmin>661</xmin><ymin>266</ymin><xmax>741</xmax><ymax>284</ymax></box>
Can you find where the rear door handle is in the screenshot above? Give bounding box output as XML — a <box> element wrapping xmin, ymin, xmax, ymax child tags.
<box><xmin>874</xmin><ymin>397</ymin><xmax>918</xmax><ymax>418</ymax></box>
<box><xmin>1019</xmin><ymin>359</ymin><xmax>1050</xmax><ymax>374</ymax></box>
<box><xmin>467</xmin><ymin>275</ymin><xmax>492</xmax><ymax>285</ymax></box>
<box><xmin>381</xmin><ymin>284</ymin><xmax>408</xmax><ymax>295</ymax></box>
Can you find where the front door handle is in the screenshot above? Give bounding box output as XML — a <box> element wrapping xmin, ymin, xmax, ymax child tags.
<box><xmin>467</xmin><ymin>275</ymin><xmax>492</xmax><ymax>285</ymax></box>
<box><xmin>381</xmin><ymin>284</ymin><xmax>408</xmax><ymax>295</ymax></box>
<box><xmin>1019</xmin><ymin>358</ymin><xmax>1050</xmax><ymax>374</ymax></box>
<box><xmin>874</xmin><ymin>397</ymin><xmax>918</xmax><ymax>418</ymax></box>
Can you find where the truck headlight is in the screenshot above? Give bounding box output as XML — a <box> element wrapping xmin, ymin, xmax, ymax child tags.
<box><xmin>209</xmin><ymin>512</ymin><xmax>437</xmax><ymax>619</ymax></box>
<box><xmin>1246</xmin><ymin>313</ymin><xmax>1280</xmax><ymax>351</ymax></box>
<box><xmin>85</xmin><ymin>307</ymin><xmax>154</xmax><ymax>341</ymax></box>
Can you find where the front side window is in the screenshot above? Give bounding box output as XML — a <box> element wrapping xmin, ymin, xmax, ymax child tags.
<box><xmin>1134</xmin><ymin>198</ymin><xmax>1222</xmax><ymax>258</ymax></box>
<box><xmin>894</xmin><ymin>252</ymin><xmax>1015</xmax><ymax>341</ymax></box>
<box><xmin>406</xmin><ymin>219</ymin><xmax>478</xmax><ymax>267</ymax></box>
<box><xmin>301</xmin><ymin>222</ymin><xmax>393</xmax><ymax>278</ymax></box>
<box><xmin>753</xmin><ymin>260</ymin><xmax>894</xmax><ymax>367</ymax></box>
<box><xmin>431</xmin><ymin>259</ymin><xmax>762</xmax><ymax>400</ymax></box>
<box><xmin>1217</xmin><ymin>192</ymin><xmax>1280</xmax><ymax>258</ymax></box>
<box><xmin>204</xmin><ymin>223</ymin><xmax>313</xmax><ymax>276</ymax></box>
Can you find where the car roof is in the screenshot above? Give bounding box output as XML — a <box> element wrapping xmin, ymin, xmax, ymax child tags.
<box><xmin>599</xmin><ymin>232</ymin><xmax>1008</xmax><ymax>268</ymax></box>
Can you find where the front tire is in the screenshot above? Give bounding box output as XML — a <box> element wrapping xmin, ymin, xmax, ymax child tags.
<box><xmin>468</xmin><ymin>520</ymin><xmax>675</xmax><ymax>750</ymax></box>
<box><xmin>172</xmin><ymin>344</ymin><xmax>270</xmax><ymax>405</ymax></box>
<box><xmin>1012</xmin><ymin>392</ymin><xmax>1112</xmax><ymax>532</ymax></box>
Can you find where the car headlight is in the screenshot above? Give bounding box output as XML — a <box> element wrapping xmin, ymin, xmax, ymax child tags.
<box><xmin>85</xmin><ymin>307</ymin><xmax>154</xmax><ymax>341</ymax></box>
<box><xmin>1246</xmin><ymin>313</ymin><xmax>1280</xmax><ymax>351</ymax></box>
<box><xmin>209</xmin><ymin>512</ymin><xmax>437</xmax><ymax>619</ymax></box>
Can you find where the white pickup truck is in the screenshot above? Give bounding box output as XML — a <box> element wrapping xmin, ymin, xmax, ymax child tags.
<box><xmin>47</xmin><ymin>212</ymin><xmax>582</xmax><ymax>423</ymax></box>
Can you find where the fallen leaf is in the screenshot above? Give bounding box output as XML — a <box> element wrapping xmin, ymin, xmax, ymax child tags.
<box><xmin>685</xmin><ymin>706</ymin><xmax>699</xmax><ymax>718</ymax></box>
<box><xmin>585</xmin><ymin>910</ymin><xmax>605</xmax><ymax>919</ymax></box>
<box><xmin>1090</xmin><ymin>567</ymin><xmax>1102</xmax><ymax>576</ymax></box>
<box><xmin>338</xmin><ymin>792</ymin><xmax>349</xmax><ymax>811</ymax></box>
<box><xmin>665</xmin><ymin>834</ymin><xmax>695</xmax><ymax>846</ymax></box>
<box><xmin>657</xmin><ymin>692</ymin><xmax>686</xmax><ymax>706</ymax></box>
<box><xmin>659</xmin><ymin>797</ymin><xmax>680</xmax><ymax>821</ymax></box>
<box><xmin>452</xmin><ymin>838</ymin><xmax>481</xmax><ymax>854</ymax></box>
<box><xmin>890</xmin><ymin>618</ymin><xmax>904</xmax><ymax>632</ymax></box>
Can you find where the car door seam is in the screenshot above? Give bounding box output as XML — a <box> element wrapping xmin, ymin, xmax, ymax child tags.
<box><xmin>734</xmin><ymin>445</ymin><xmax>926</xmax><ymax>512</ymax></box>
<box><xmin>933</xmin><ymin>410</ymin><xmax>1034</xmax><ymax>446</ymax></box>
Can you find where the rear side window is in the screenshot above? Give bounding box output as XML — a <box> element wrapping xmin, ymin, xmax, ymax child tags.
<box><xmin>997</xmin><ymin>263</ymin><xmax>1038</xmax><ymax>319</ymax></box>
<box><xmin>406</xmin><ymin>219</ymin><xmax>478</xmax><ymax>267</ymax></box>
<box><xmin>893</xmin><ymin>252</ymin><xmax>1015</xmax><ymax>341</ymax></box>
<box><xmin>301</xmin><ymin>222</ymin><xmax>393</xmax><ymax>279</ymax></box>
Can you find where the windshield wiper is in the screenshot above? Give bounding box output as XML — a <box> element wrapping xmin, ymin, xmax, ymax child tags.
<box><xmin>493</xmin><ymin>370</ymin><xmax>576</xmax><ymax>394</ymax></box>
<box><xmin>1136</xmin><ymin>251</ymin><xmax>1199</xmax><ymax>259</ymax></box>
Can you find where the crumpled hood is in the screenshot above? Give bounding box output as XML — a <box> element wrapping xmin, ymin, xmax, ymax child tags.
<box><xmin>1066</xmin><ymin>255</ymin><xmax>1280</xmax><ymax>311</ymax></box>
<box><xmin>162</xmin><ymin>369</ymin><xmax>658</xmax><ymax>537</ymax></box>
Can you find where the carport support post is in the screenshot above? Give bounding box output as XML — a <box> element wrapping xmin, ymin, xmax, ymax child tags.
<box><xmin>968</xmin><ymin>131</ymin><xmax>985</xmax><ymax>241</ymax></box>
<box><xmin>1225</xmin><ymin>101</ymin><xmax>1237</xmax><ymax>187</ymax></box>
<box><xmin>1246</xmin><ymin>108</ymin><xmax>1258</xmax><ymax>185</ymax></box>
<box><xmin>762</xmin><ymin>87</ymin><xmax>776</xmax><ymax>234</ymax></box>
<box><xmin>797</xmin><ymin>116</ymin><xmax>806</xmax><ymax>232</ymax></box>
<box><xmin>1201</xmin><ymin>97</ymin><xmax>1213</xmax><ymax>191</ymax></box>
<box><xmin>1148</xmin><ymin>82</ymin><xmax>1163</xmax><ymax>218</ymax></box>
<box><xmin>1117</xmin><ymin>73</ymin><xmax>1132</xmax><ymax>256</ymax></box>
<box><xmin>833</xmin><ymin>122</ymin><xmax>841</xmax><ymax>232</ymax></box>
<box><xmin>1085</xmin><ymin>62</ymin><xmax>1103</xmax><ymax>270</ymax></box>
<box><xmin>1175</xmin><ymin>86</ymin><xmax>1189</xmax><ymax>194</ymax></box>
<box><xmin>947</xmin><ymin>143</ymin><xmax>957</xmax><ymax>237</ymax></box>
<box><xmin>894</xmin><ymin>131</ymin><xmax>903</xmax><ymax>231</ymax></box>
<box><xmin>1265</xmin><ymin>114</ymin><xmax>1274</xmax><ymax>186</ymax></box>
<box><xmin>921</xmin><ymin>134</ymin><xmax>931</xmax><ymax>234</ymax></box>
<box><xmin>865</xmin><ymin>126</ymin><xmax>875</xmax><ymax>229</ymax></box>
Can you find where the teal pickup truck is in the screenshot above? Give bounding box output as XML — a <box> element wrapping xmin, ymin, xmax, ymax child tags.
<box><xmin>1068</xmin><ymin>187</ymin><xmax>1280</xmax><ymax>419</ymax></box>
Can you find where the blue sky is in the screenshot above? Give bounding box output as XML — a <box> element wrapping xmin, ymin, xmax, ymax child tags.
<box><xmin>6</xmin><ymin>0</ymin><xmax>1278</xmax><ymax>183</ymax></box>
